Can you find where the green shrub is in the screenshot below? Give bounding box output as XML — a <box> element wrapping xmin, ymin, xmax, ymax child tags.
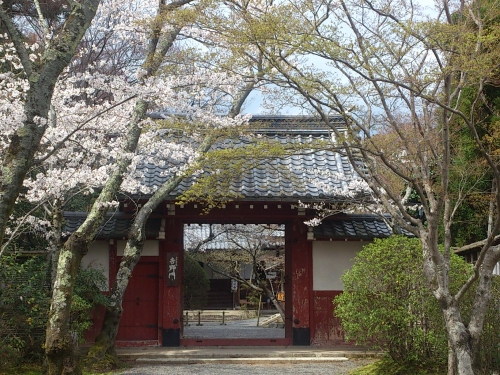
<box><xmin>0</xmin><ymin>337</ymin><xmax>23</xmax><ymax>370</ymax></box>
<box><xmin>0</xmin><ymin>255</ymin><xmax>50</xmax><ymax>365</ymax></box>
<box><xmin>0</xmin><ymin>255</ymin><xmax>109</xmax><ymax>367</ymax></box>
<box><xmin>183</xmin><ymin>254</ymin><xmax>210</xmax><ymax>309</ymax></box>
<box><xmin>334</xmin><ymin>236</ymin><xmax>472</xmax><ymax>369</ymax></box>
<box><xmin>71</xmin><ymin>267</ymin><xmax>109</xmax><ymax>341</ymax></box>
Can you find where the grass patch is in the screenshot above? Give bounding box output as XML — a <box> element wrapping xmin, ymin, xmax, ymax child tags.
<box><xmin>0</xmin><ymin>364</ymin><xmax>42</xmax><ymax>375</ymax></box>
<box><xmin>349</xmin><ymin>357</ymin><xmax>446</xmax><ymax>375</ymax></box>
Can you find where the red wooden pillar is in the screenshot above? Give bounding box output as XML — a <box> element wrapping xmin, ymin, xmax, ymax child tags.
<box><xmin>109</xmin><ymin>239</ymin><xmax>118</xmax><ymax>289</ymax></box>
<box><xmin>158</xmin><ymin>238</ymin><xmax>165</xmax><ymax>345</ymax></box>
<box><xmin>161</xmin><ymin>217</ymin><xmax>183</xmax><ymax>346</ymax></box>
<box><xmin>287</xmin><ymin>219</ymin><xmax>312</xmax><ymax>345</ymax></box>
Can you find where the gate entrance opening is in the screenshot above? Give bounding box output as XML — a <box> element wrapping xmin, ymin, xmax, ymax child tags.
<box><xmin>181</xmin><ymin>223</ymin><xmax>289</xmax><ymax>345</ymax></box>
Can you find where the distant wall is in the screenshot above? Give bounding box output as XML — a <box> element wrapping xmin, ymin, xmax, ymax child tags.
<box><xmin>312</xmin><ymin>241</ymin><xmax>369</xmax><ymax>291</ymax></box>
<box><xmin>81</xmin><ymin>241</ymin><xmax>110</xmax><ymax>291</ymax></box>
<box><xmin>117</xmin><ymin>240</ymin><xmax>159</xmax><ymax>256</ymax></box>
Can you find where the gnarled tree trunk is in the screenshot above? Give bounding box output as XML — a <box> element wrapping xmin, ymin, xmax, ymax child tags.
<box><xmin>45</xmin><ymin>101</ymin><xmax>146</xmax><ymax>375</ymax></box>
<box><xmin>87</xmin><ymin>149</ymin><xmax>205</xmax><ymax>363</ymax></box>
<box><xmin>45</xmin><ymin>235</ymin><xmax>90</xmax><ymax>375</ymax></box>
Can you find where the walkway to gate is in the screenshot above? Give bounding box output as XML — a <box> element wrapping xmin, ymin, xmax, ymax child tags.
<box><xmin>183</xmin><ymin>311</ymin><xmax>284</xmax><ymax>340</ymax></box>
<box><xmin>181</xmin><ymin>310</ymin><xmax>287</xmax><ymax>346</ymax></box>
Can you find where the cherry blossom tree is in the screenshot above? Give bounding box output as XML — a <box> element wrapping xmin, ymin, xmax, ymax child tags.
<box><xmin>87</xmin><ymin>83</ymin><xmax>253</xmax><ymax>367</ymax></box>
<box><xmin>82</xmin><ymin>1</ymin><xmax>283</xmax><ymax>361</ymax></box>
<box><xmin>0</xmin><ymin>0</ymin><xmax>102</xmax><ymax>247</ymax></box>
<box><xmin>1</xmin><ymin>0</ymin><xmax>256</xmax><ymax>370</ymax></box>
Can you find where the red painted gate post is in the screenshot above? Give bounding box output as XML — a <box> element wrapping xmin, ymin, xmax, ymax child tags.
<box><xmin>287</xmin><ymin>219</ymin><xmax>313</xmax><ymax>346</ymax></box>
<box><xmin>161</xmin><ymin>217</ymin><xmax>183</xmax><ymax>346</ymax></box>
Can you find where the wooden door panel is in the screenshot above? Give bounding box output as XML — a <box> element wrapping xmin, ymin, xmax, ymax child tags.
<box><xmin>311</xmin><ymin>291</ymin><xmax>343</xmax><ymax>345</ymax></box>
<box><xmin>117</xmin><ymin>262</ymin><xmax>159</xmax><ymax>341</ymax></box>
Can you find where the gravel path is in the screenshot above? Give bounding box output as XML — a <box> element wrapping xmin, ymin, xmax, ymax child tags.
<box><xmin>113</xmin><ymin>359</ymin><xmax>375</xmax><ymax>375</ymax></box>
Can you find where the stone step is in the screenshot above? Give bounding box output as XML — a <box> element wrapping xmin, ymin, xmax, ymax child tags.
<box><xmin>117</xmin><ymin>346</ymin><xmax>382</xmax><ymax>363</ymax></box>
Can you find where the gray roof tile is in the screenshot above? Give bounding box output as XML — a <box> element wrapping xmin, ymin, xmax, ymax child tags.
<box><xmin>63</xmin><ymin>212</ymin><xmax>401</xmax><ymax>241</ymax></box>
<box><xmin>135</xmin><ymin>116</ymin><xmax>365</xmax><ymax>202</ymax></box>
<box><xmin>313</xmin><ymin>216</ymin><xmax>396</xmax><ymax>240</ymax></box>
<box><xmin>63</xmin><ymin>212</ymin><xmax>161</xmax><ymax>240</ymax></box>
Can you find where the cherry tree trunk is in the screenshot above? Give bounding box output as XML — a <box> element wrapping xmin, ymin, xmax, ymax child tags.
<box><xmin>88</xmin><ymin>137</ymin><xmax>218</xmax><ymax>361</ymax></box>
<box><xmin>87</xmin><ymin>239</ymin><xmax>144</xmax><ymax>361</ymax></box>
<box><xmin>45</xmin><ymin>101</ymin><xmax>146</xmax><ymax>374</ymax></box>
<box><xmin>87</xmin><ymin>87</ymin><xmax>253</xmax><ymax>362</ymax></box>
<box><xmin>45</xmin><ymin>236</ymin><xmax>87</xmax><ymax>375</ymax></box>
<box><xmin>85</xmin><ymin>21</ymin><xmax>189</xmax><ymax>364</ymax></box>
<box><xmin>48</xmin><ymin>200</ymin><xmax>63</xmax><ymax>287</ymax></box>
<box><xmin>88</xmin><ymin>175</ymin><xmax>185</xmax><ymax>361</ymax></box>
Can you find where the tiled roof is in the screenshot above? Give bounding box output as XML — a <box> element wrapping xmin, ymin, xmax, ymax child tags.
<box><xmin>147</xmin><ymin>114</ymin><xmax>343</xmax><ymax>134</ymax></box>
<box><xmin>249</xmin><ymin>115</ymin><xmax>343</xmax><ymax>134</ymax></box>
<box><xmin>136</xmin><ymin>115</ymin><xmax>365</xmax><ymax>202</ymax></box>
<box><xmin>313</xmin><ymin>216</ymin><xmax>413</xmax><ymax>240</ymax></box>
<box><xmin>63</xmin><ymin>212</ymin><xmax>161</xmax><ymax>240</ymax></box>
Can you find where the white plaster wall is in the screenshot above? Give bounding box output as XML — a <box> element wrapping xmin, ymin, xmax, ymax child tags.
<box><xmin>81</xmin><ymin>241</ymin><xmax>109</xmax><ymax>291</ymax></box>
<box><xmin>312</xmin><ymin>241</ymin><xmax>369</xmax><ymax>291</ymax></box>
<box><xmin>117</xmin><ymin>240</ymin><xmax>159</xmax><ymax>256</ymax></box>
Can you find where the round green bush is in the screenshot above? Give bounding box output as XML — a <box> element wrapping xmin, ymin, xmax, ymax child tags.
<box><xmin>334</xmin><ymin>236</ymin><xmax>473</xmax><ymax>369</ymax></box>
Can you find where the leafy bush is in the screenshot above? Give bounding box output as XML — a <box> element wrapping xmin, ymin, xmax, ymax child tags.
<box><xmin>183</xmin><ymin>254</ymin><xmax>210</xmax><ymax>309</ymax></box>
<box><xmin>334</xmin><ymin>236</ymin><xmax>472</xmax><ymax>369</ymax></box>
<box><xmin>0</xmin><ymin>255</ymin><xmax>50</xmax><ymax>366</ymax></box>
<box><xmin>0</xmin><ymin>255</ymin><xmax>108</xmax><ymax>367</ymax></box>
<box><xmin>71</xmin><ymin>267</ymin><xmax>109</xmax><ymax>340</ymax></box>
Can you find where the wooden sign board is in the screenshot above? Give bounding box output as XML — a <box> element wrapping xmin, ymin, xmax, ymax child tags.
<box><xmin>166</xmin><ymin>252</ymin><xmax>178</xmax><ymax>286</ymax></box>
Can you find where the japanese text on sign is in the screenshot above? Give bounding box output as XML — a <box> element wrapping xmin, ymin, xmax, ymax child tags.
<box><xmin>166</xmin><ymin>252</ymin><xmax>178</xmax><ymax>286</ymax></box>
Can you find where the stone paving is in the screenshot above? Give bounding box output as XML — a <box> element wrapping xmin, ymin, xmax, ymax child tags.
<box><xmin>183</xmin><ymin>317</ymin><xmax>285</xmax><ymax>339</ymax></box>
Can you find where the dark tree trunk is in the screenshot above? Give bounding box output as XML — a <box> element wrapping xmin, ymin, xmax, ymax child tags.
<box><xmin>87</xmin><ymin>174</ymin><xmax>187</xmax><ymax>362</ymax></box>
